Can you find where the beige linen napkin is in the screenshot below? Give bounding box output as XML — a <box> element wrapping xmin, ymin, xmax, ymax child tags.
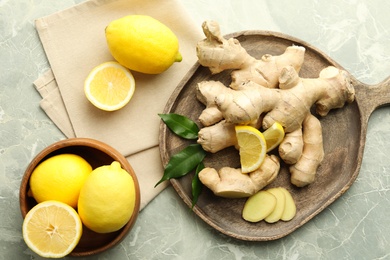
<box><xmin>33</xmin><ymin>0</ymin><xmax>204</xmax><ymax>209</ymax></box>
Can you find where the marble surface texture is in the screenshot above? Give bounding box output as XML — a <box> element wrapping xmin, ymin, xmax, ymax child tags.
<box><xmin>1</xmin><ymin>0</ymin><xmax>390</xmax><ymax>259</ymax></box>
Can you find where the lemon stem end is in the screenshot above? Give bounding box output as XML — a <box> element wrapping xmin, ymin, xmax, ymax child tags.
<box><xmin>110</xmin><ymin>161</ymin><xmax>122</xmax><ymax>170</ymax></box>
<box><xmin>175</xmin><ymin>52</ymin><xmax>182</xmax><ymax>62</ymax></box>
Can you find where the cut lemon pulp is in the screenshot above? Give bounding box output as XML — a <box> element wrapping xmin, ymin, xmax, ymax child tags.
<box><xmin>22</xmin><ymin>201</ymin><xmax>82</xmax><ymax>258</ymax></box>
<box><xmin>235</xmin><ymin>125</ymin><xmax>267</xmax><ymax>173</ymax></box>
<box><xmin>84</xmin><ymin>61</ymin><xmax>135</xmax><ymax>111</ymax></box>
<box><xmin>263</xmin><ymin>122</ymin><xmax>285</xmax><ymax>152</ymax></box>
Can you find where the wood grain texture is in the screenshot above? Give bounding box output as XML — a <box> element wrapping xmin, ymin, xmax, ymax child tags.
<box><xmin>159</xmin><ymin>30</ymin><xmax>390</xmax><ymax>241</ymax></box>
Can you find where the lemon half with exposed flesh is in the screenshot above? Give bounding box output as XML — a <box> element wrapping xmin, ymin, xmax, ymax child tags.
<box><xmin>84</xmin><ymin>61</ymin><xmax>135</xmax><ymax>111</ymax></box>
<box><xmin>22</xmin><ymin>201</ymin><xmax>83</xmax><ymax>258</ymax></box>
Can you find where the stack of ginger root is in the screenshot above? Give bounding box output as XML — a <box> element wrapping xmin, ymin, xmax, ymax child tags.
<box><xmin>195</xmin><ymin>21</ymin><xmax>355</xmax><ymax>198</ymax></box>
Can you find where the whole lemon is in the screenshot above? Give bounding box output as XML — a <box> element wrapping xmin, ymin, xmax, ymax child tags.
<box><xmin>29</xmin><ymin>154</ymin><xmax>92</xmax><ymax>208</ymax></box>
<box><xmin>105</xmin><ymin>15</ymin><xmax>182</xmax><ymax>74</ymax></box>
<box><xmin>77</xmin><ymin>161</ymin><xmax>136</xmax><ymax>233</ymax></box>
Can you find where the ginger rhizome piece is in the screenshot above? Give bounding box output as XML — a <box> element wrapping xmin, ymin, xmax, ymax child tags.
<box><xmin>201</xmin><ymin>66</ymin><xmax>354</xmax><ymax>132</ymax></box>
<box><xmin>196</xmin><ymin>20</ymin><xmax>306</xmax><ymax>127</ymax></box>
<box><xmin>198</xmin><ymin>155</ymin><xmax>280</xmax><ymax>198</ymax></box>
<box><xmin>278</xmin><ymin>128</ymin><xmax>303</xmax><ymax>165</ymax></box>
<box><xmin>289</xmin><ymin>114</ymin><xmax>324</xmax><ymax>187</ymax></box>
<box><xmin>197</xmin><ymin>20</ymin><xmax>306</xmax><ymax>89</ymax></box>
<box><xmin>194</xmin><ymin>20</ymin><xmax>355</xmax><ymax>195</ymax></box>
<box><xmin>197</xmin><ymin>66</ymin><xmax>353</xmax><ymax>149</ymax></box>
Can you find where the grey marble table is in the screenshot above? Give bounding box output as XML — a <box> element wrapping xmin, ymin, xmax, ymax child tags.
<box><xmin>1</xmin><ymin>0</ymin><xmax>390</xmax><ymax>259</ymax></box>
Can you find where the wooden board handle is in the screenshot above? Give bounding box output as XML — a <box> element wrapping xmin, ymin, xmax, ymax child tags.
<box><xmin>354</xmin><ymin>76</ymin><xmax>390</xmax><ymax>124</ymax></box>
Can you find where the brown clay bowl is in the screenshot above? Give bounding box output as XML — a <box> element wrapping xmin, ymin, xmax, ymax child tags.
<box><xmin>19</xmin><ymin>138</ymin><xmax>141</xmax><ymax>257</ymax></box>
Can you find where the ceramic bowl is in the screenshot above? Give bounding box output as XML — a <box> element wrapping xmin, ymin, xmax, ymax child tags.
<box><xmin>19</xmin><ymin>138</ymin><xmax>141</xmax><ymax>257</ymax></box>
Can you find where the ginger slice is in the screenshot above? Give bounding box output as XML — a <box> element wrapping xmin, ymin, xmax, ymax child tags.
<box><xmin>242</xmin><ymin>191</ymin><xmax>276</xmax><ymax>222</ymax></box>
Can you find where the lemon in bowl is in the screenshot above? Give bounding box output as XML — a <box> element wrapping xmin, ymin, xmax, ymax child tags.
<box><xmin>78</xmin><ymin>161</ymin><xmax>137</xmax><ymax>234</ymax></box>
<box><xmin>19</xmin><ymin>138</ymin><xmax>140</xmax><ymax>257</ymax></box>
<box><xmin>28</xmin><ymin>153</ymin><xmax>92</xmax><ymax>208</ymax></box>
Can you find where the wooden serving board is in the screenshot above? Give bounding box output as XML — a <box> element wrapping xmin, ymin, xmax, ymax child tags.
<box><xmin>159</xmin><ymin>30</ymin><xmax>390</xmax><ymax>241</ymax></box>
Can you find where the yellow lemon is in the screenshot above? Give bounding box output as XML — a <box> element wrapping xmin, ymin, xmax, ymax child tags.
<box><xmin>235</xmin><ymin>125</ymin><xmax>267</xmax><ymax>173</ymax></box>
<box><xmin>22</xmin><ymin>200</ymin><xmax>83</xmax><ymax>258</ymax></box>
<box><xmin>29</xmin><ymin>154</ymin><xmax>92</xmax><ymax>208</ymax></box>
<box><xmin>262</xmin><ymin>122</ymin><xmax>285</xmax><ymax>152</ymax></box>
<box><xmin>84</xmin><ymin>61</ymin><xmax>135</xmax><ymax>111</ymax></box>
<box><xmin>77</xmin><ymin>161</ymin><xmax>136</xmax><ymax>233</ymax></box>
<box><xmin>105</xmin><ymin>15</ymin><xmax>182</xmax><ymax>74</ymax></box>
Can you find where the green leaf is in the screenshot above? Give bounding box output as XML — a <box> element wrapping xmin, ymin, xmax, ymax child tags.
<box><xmin>191</xmin><ymin>162</ymin><xmax>205</xmax><ymax>209</ymax></box>
<box><xmin>159</xmin><ymin>113</ymin><xmax>199</xmax><ymax>140</ymax></box>
<box><xmin>155</xmin><ymin>144</ymin><xmax>206</xmax><ymax>187</ymax></box>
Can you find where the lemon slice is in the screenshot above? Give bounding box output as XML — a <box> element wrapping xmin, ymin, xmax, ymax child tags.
<box><xmin>84</xmin><ymin>61</ymin><xmax>135</xmax><ymax>111</ymax></box>
<box><xmin>262</xmin><ymin>122</ymin><xmax>285</xmax><ymax>152</ymax></box>
<box><xmin>235</xmin><ymin>125</ymin><xmax>267</xmax><ymax>173</ymax></box>
<box><xmin>22</xmin><ymin>201</ymin><xmax>82</xmax><ymax>258</ymax></box>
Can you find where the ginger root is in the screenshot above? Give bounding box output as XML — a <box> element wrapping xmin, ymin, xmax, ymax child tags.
<box><xmin>290</xmin><ymin>114</ymin><xmax>324</xmax><ymax>187</ymax></box>
<box><xmin>197</xmin><ymin>66</ymin><xmax>353</xmax><ymax>150</ymax></box>
<box><xmin>278</xmin><ymin>128</ymin><xmax>303</xmax><ymax>165</ymax></box>
<box><xmin>194</xmin><ymin>20</ymin><xmax>355</xmax><ymax>193</ymax></box>
<box><xmin>197</xmin><ymin>118</ymin><xmax>262</xmax><ymax>153</ymax></box>
<box><xmin>213</xmin><ymin>65</ymin><xmax>354</xmax><ymax>131</ymax></box>
<box><xmin>198</xmin><ymin>155</ymin><xmax>280</xmax><ymax>198</ymax></box>
<box><xmin>196</xmin><ymin>65</ymin><xmax>354</xmax><ymax>133</ymax></box>
<box><xmin>197</xmin><ymin>120</ymin><xmax>236</xmax><ymax>153</ymax></box>
<box><xmin>197</xmin><ymin>20</ymin><xmax>306</xmax><ymax>90</ymax></box>
<box><xmin>196</xmin><ymin>20</ymin><xmax>305</xmax><ymax>127</ymax></box>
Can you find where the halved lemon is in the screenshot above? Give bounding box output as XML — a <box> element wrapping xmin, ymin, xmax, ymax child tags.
<box><xmin>84</xmin><ymin>61</ymin><xmax>135</xmax><ymax>111</ymax></box>
<box><xmin>22</xmin><ymin>201</ymin><xmax>82</xmax><ymax>258</ymax></box>
<box><xmin>235</xmin><ymin>125</ymin><xmax>267</xmax><ymax>173</ymax></box>
<box><xmin>262</xmin><ymin>122</ymin><xmax>285</xmax><ymax>152</ymax></box>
